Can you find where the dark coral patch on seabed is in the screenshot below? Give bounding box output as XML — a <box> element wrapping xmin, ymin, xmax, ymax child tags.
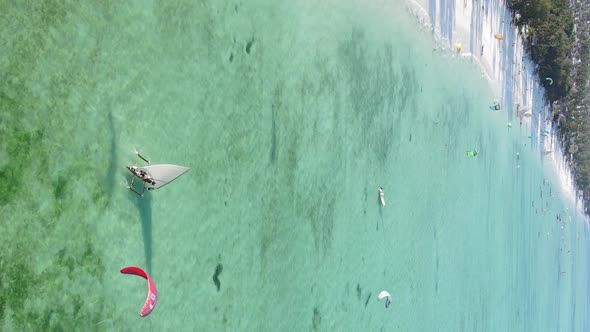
<box><xmin>213</xmin><ymin>263</ymin><xmax>223</xmax><ymax>291</ymax></box>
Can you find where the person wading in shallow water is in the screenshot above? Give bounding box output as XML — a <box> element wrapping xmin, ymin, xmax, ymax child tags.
<box><xmin>129</xmin><ymin>166</ymin><xmax>156</xmax><ymax>186</ymax></box>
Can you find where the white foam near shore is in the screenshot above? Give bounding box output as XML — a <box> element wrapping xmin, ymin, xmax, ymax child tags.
<box><xmin>403</xmin><ymin>0</ymin><xmax>585</xmax><ymax>213</ymax></box>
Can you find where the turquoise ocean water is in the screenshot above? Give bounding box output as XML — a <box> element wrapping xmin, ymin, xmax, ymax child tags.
<box><xmin>1</xmin><ymin>0</ymin><xmax>589</xmax><ymax>331</ymax></box>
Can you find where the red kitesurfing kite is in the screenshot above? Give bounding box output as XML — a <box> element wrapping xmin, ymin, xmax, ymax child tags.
<box><xmin>120</xmin><ymin>266</ymin><xmax>158</xmax><ymax>317</ymax></box>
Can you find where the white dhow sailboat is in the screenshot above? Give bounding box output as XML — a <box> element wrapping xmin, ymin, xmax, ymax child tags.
<box><xmin>126</xmin><ymin>151</ymin><xmax>190</xmax><ymax>196</ymax></box>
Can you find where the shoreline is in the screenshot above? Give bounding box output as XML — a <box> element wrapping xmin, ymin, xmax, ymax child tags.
<box><xmin>403</xmin><ymin>0</ymin><xmax>585</xmax><ymax>214</ymax></box>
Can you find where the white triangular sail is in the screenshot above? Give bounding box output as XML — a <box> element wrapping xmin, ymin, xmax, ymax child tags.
<box><xmin>139</xmin><ymin>164</ymin><xmax>190</xmax><ymax>190</ymax></box>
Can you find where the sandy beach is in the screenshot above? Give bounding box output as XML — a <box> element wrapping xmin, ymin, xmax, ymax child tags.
<box><xmin>404</xmin><ymin>0</ymin><xmax>535</xmax><ymax>113</ymax></box>
<box><xmin>404</xmin><ymin>0</ymin><xmax>583</xmax><ymax>211</ymax></box>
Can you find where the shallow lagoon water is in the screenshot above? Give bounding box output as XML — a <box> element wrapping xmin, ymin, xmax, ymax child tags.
<box><xmin>1</xmin><ymin>1</ymin><xmax>588</xmax><ymax>331</ymax></box>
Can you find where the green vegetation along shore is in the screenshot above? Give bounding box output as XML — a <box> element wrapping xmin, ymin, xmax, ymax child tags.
<box><xmin>508</xmin><ymin>0</ymin><xmax>590</xmax><ymax>211</ymax></box>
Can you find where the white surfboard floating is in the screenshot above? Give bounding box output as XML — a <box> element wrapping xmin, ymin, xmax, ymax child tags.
<box><xmin>378</xmin><ymin>187</ymin><xmax>386</xmax><ymax>206</ymax></box>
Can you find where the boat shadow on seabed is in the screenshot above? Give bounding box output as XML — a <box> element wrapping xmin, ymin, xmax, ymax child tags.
<box><xmin>127</xmin><ymin>191</ymin><xmax>153</xmax><ymax>274</ymax></box>
<box><xmin>124</xmin><ymin>154</ymin><xmax>154</xmax><ymax>275</ymax></box>
<box><xmin>124</xmin><ymin>156</ymin><xmax>190</xmax><ymax>275</ymax></box>
<box><xmin>107</xmin><ymin>112</ymin><xmax>153</xmax><ymax>274</ymax></box>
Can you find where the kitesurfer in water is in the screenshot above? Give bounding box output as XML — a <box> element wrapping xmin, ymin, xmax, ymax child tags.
<box><xmin>378</xmin><ymin>290</ymin><xmax>392</xmax><ymax>308</ymax></box>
